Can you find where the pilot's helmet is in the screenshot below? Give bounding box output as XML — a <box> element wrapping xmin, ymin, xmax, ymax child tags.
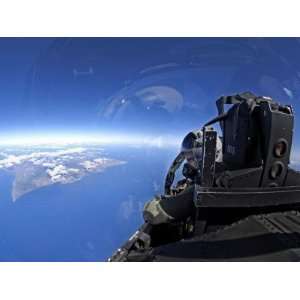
<box><xmin>181</xmin><ymin>129</ymin><xmax>222</xmax><ymax>168</ymax></box>
<box><xmin>181</xmin><ymin>130</ymin><xmax>203</xmax><ymax>169</ymax></box>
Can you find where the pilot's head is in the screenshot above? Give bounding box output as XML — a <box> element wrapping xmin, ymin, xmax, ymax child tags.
<box><xmin>181</xmin><ymin>130</ymin><xmax>203</xmax><ymax>170</ymax></box>
<box><xmin>181</xmin><ymin>129</ymin><xmax>222</xmax><ymax>172</ymax></box>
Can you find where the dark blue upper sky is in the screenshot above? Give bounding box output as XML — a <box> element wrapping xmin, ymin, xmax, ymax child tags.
<box><xmin>1</xmin><ymin>37</ymin><xmax>300</xmax><ymax>145</ymax></box>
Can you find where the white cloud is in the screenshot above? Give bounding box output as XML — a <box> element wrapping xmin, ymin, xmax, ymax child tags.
<box><xmin>68</xmin><ymin>168</ymin><xmax>80</xmax><ymax>173</ymax></box>
<box><xmin>80</xmin><ymin>160</ymin><xmax>98</xmax><ymax>170</ymax></box>
<box><xmin>46</xmin><ymin>165</ymin><xmax>68</xmax><ymax>182</ymax></box>
<box><xmin>0</xmin><ymin>155</ymin><xmax>24</xmax><ymax>168</ymax></box>
<box><xmin>93</xmin><ymin>158</ymin><xmax>108</xmax><ymax>164</ymax></box>
<box><xmin>119</xmin><ymin>195</ymin><xmax>144</xmax><ymax>220</ymax></box>
<box><xmin>0</xmin><ymin>147</ymin><xmax>87</xmax><ymax>169</ymax></box>
<box><xmin>42</xmin><ymin>162</ymin><xmax>56</xmax><ymax>168</ymax></box>
<box><xmin>283</xmin><ymin>87</ymin><xmax>293</xmax><ymax>98</ymax></box>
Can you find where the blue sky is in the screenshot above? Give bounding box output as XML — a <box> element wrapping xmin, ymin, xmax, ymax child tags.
<box><xmin>1</xmin><ymin>38</ymin><xmax>300</xmax><ymax>147</ymax></box>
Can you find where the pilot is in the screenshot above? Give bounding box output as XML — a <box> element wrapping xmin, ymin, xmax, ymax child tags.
<box><xmin>143</xmin><ymin>129</ymin><xmax>222</xmax><ymax>226</ymax></box>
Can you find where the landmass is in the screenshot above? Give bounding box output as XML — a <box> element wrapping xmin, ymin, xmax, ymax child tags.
<box><xmin>0</xmin><ymin>147</ymin><xmax>126</xmax><ymax>201</ymax></box>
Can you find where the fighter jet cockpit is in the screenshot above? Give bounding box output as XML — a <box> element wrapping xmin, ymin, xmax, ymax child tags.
<box><xmin>110</xmin><ymin>91</ymin><xmax>300</xmax><ymax>261</ymax></box>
